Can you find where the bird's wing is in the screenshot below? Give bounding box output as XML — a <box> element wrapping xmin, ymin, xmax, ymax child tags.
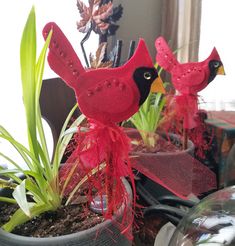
<box><xmin>172</xmin><ymin>64</ymin><xmax>207</xmax><ymax>93</ymax></box>
<box><xmin>42</xmin><ymin>22</ymin><xmax>85</xmax><ymax>89</ymax></box>
<box><xmin>155</xmin><ymin>37</ymin><xmax>179</xmax><ymax>72</ymax></box>
<box><xmin>77</xmin><ymin>70</ymin><xmax>139</xmax><ymax>123</ymax></box>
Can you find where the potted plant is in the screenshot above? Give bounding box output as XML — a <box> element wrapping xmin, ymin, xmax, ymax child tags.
<box><xmin>129</xmin><ymin>86</ymin><xmax>167</xmax><ymax>150</ymax></box>
<box><xmin>126</xmin><ymin>73</ymin><xmax>196</xmax><ymax>199</ymax></box>
<box><xmin>126</xmin><ymin>35</ymin><xmax>221</xmax><ymax>199</ymax></box>
<box><xmin>0</xmin><ymin>7</ymin><xmax>132</xmax><ymax>246</ymax></box>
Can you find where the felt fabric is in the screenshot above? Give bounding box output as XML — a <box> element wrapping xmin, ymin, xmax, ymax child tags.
<box><xmin>174</xmin><ymin>94</ymin><xmax>199</xmax><ymax>129</ymax></box>
<box><xmin>43</xmin><ymin>22</ymin><xmax>160</xmax><ymax>124</ymax></box>
<box><xmin>155</xmin><ymin>36</ymin><xmax>223</xmax><ymax>96</ymax></box>
<box><xmin>155</xmin><ymin>36</ymin><xmax>224</xmax><ymax>129</ymax></box>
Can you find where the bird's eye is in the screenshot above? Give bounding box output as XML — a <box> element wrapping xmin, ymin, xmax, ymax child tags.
<box><xmin>214</xmin><ymin>61</ymin><xmax>220</xmax><ymax>68</ymax></box>
<box><xmin>144</xmin><ymin>72</ymin><xmax>152</xmax><ymax>80</ymax></box>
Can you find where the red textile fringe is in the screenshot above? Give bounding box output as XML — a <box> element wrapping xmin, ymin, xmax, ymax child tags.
<box><xmin>59</xmin><ymin>119</ymin><xmax>135</xmax><ymax>239</ymax></box>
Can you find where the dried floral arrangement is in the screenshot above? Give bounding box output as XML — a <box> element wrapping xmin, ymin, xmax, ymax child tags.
<box><xmin>76</xmin><ymin>0</ymin><xmax>123</xmax><ymax>67</ymax></box>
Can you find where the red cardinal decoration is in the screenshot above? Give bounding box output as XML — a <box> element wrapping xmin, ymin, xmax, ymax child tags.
<box><xmin>43</xmin><ymin>22</ymin><xmax>164</xmax><ymax>236</ymax></box>
<box><xmin>155</xmin><ymin>36</ymin><xmax>225</xmax><ymax>129</ymax></box>
<box><xmin>140</xmin><ymin>36</ymin><xmax>225</xmax><ymax>199</ymax></box>
<box><xmin>43</xmin><ymin>23</ymin><xmax>165</xmax><ymax>124</ymax></box>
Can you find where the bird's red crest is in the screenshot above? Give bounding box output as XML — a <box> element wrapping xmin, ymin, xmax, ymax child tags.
<box><xmin>123</xmin><ymin>39</ymin><xmax>153</xmax><ymax>69</ymax></box>
<box><xmin>208</xmin><ymin>47</ymin><xmax>221</xmax><ymax>61</ymax></box>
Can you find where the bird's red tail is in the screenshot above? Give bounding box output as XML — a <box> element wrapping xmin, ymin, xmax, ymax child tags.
<box><xmin>155</xmin><ymin>36</ymin><xmax>179</xmax><ymax>72</ymax></box>
<box><xmin>42</xmin><ymin>22</ymin><xmax>85</xmax><ymax>90</ymax></box>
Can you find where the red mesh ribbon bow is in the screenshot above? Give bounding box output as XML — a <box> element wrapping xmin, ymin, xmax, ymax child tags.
<box><xmin>59</xmin><ymin>120</ymin><xmax>135</xmax><ymax>236</ymax></box>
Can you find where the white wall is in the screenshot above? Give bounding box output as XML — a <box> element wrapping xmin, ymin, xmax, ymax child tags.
<box><xmin>0</xmin><ymin>1</ymin><xmax>98</xmax><ymax>168</ymax></box>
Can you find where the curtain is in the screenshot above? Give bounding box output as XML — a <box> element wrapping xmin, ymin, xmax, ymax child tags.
<box><xmin>161</xmin><ymin>0</ymin><xmax>202</xmax><ymax>63</ymax></box>
<box><xmin>161</xmin><ymin>0</ymin><xmax>179</xmax><ymax>52</ymax></box>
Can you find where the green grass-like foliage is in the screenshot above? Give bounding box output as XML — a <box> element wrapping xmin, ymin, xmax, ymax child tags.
<box><xmin>130</xmin><ymin>91</ymin><xmax>166</xmax><ymax>149</ymax></box>
<box><xmin>129</xmin><ymin>41</ymin><xmax>191</xmax><ymax>150</ymax></box>
<box><xmin>0</xmin><ymin>7</ymin><xmax>85</xmax><ymax>232</ymax></box>
<box><xmin>129</xmin><ymin>67</ymin><xmax>167</xmax><ymax>149</ymax></box>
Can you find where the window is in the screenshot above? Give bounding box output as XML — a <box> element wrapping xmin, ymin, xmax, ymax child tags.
<box><xmin>199</xmin><ymin>0</ymin><xmax>235</xmax><ymax>111</ymax></box>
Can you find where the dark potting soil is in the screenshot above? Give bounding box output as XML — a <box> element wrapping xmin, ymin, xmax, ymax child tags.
<box><xmin>0</xmin><ymin>202</ymin><xmax>104</xmax><ymax>237</ymax></box>
<box><xmin>131</xmin><ymin>134</ymin><xmax>182</xmax><ymax>154</ymax></box>
<box><xmin>0</xmin><ymin>190</ymin><xmax>170</xmax><ymax>245</ymax></box>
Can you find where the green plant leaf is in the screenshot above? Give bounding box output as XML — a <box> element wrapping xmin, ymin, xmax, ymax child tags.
<box><xmin>35</xmin><ymin>30</ymin><xmax>53</xmax><ymax>170</ymax></box>
<box><xmin>20</xmin><ymin>6</ymin><xmax>38</xmax><ymax>159</ymax></box>
<box><xmin>0</xmin><ymin>131</ymin><xmax>40</xmax><ymax>172</ymax></box>
<box><xmin>0</xmin><ymin>7</ymin><xmax>64</xmax><ymax>234</ymax></box>
<box><xmin>129</xmin><ymin>89</ymin><xmax>166</xmax><ymax>148</ymax></box>
<box><xmin>58</xmin><ymin>114</ymin><xmax>86</xmax><ymax>165</ymax></box>
<box><xmin>24</xmin><ymin>178</ymin><xmax>48</xmax><ymax>204</ymax></box>
<box><xmin>52</xmin><ymin>104</ymin><xmax>78</xmax><ymax>170</ymax></box>
<box><xmin>0</xmin><ymin>169</ymin><xmax>21</xmax><ymax>175</ymax></box>
<box><xmin>0</xmin><ymin>178</ymin><xmax>17</xmax><ymax>189</ymax></box>
<box><xmin>12</xmin><ymin>180</ymin><xmax>31</xmax><ymax>217</ymax></box>
<box><xmin>0</xmin><ymin>197</ymin><xmax>17</xmax><ymax>204</ymax></box>
<box><xmin>52</xmin><ymin>103</ymin><xmax>85</xmax><ymax>176</ymax></box>
<box><xmin>0</xmin><ymin>151</ymin><xmax>24</xmax><ymax>172</ymax></box>
<box><xmin>66</xmin><ymin>162</ymin><xmax>106</xmax><ymax>205</ymax></box>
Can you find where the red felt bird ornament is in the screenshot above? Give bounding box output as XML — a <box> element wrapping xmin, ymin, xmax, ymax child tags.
<box><xmin>155</xmin><ymin>36</ymin><xmax>225</xmax><ymax>95</ymax></box>
<box><xmin>43</xmin><ymin>23</ymin><xmax>165</xmax><ymax>124</ymax></box>
<box><xmin>42</xmin><ymin>22</ymin><xmax>165</xmax><ymax>235</ymax></box>
<box><xmin>136</xmin><ymin>36</ymin><xmax>224</xmax><ymax>199</ymax></box>
<box><xmin>155</xmin><ymin>36</ymin><xmax>225</xmax><ymax>129</ymax></box>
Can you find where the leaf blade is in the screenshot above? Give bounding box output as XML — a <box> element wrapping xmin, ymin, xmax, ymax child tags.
<box><xmin>12</xmin><ymin>180</ymin><xmax>31</xmax><ymax>217</ymax></box>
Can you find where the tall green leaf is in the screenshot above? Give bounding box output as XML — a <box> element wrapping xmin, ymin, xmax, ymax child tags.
<box><xmin>20</xmin><ymin>6</ymin><xmax>38</xmax><ymax>160</ymax></box>
<box><xmin>35</xmin><ymin>30</ymin><xmax>53</xmax><ymax>170</ymax></box>
<box><xmin>0</xmin><ymin>197</ymin><xmax>17</xmax><ymax>204</ymax></box>
<box><xmin>129</xmin><ymin>89</ymin><xmax>166</xmax><ymax>148</ymax></box>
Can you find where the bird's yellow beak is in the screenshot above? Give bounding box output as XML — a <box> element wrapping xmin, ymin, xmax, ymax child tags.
<box><xmin>217</xmin><ymin>65</ymin><xmax>225</xmax><ymax>75</ymax></box>
<box><xmin>150</xmin><ymin>76</ymin><xmax>165</xmax><ymax>94</ymax></box>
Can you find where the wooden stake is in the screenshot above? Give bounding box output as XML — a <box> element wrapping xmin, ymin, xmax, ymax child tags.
<box><xmin>183</xmin><ymin>127</ymin><xmax>188</xmax><ymax>150</ymax></box>
<box><xmin>105</xmin><ymin>154</ymin><xmax>114</xmax><ymax>217</ymax></box>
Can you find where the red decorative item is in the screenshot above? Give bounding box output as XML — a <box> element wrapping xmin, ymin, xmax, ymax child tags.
<box><xmin>43</xmin><ymin>22</ymin><xmax>165</xmax><ymax>124</ymax></box>
<box><xmin>155</xmin><ymin>36</ymin><xmax>225</xmax><ymax>129</ymax></box>
<box><xmin>43</xmin><ymin>22</ymin><xmax>164</xmax><ymax>236</ymax></box>
<box><xmin>145</xmin><ymin>36</ymin><xmax>225</xmax><ymax>198</ymax></box>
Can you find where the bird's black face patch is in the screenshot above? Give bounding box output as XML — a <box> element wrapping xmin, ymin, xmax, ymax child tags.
<box><xmin>208</xmin><ymin>60</ymin><xmax>222</xmax><ymax>83</ymax></box>
<box><xmin>133</xmin><ymin>67</ymin><xmax>159</xmax><ymax>106</ymax></box>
